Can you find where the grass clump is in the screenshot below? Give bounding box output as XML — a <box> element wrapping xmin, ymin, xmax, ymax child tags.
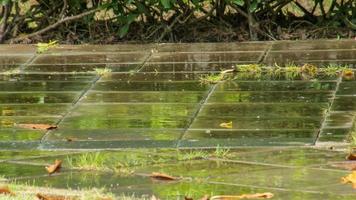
<box><xmin>237</xmin><ymin>64</ymin><xmax>262</xmax><ymax>74</ymax></box>
<box><xmin>234</xmin><ymin>64</ymin><xmax>262</xmax><ymax>79</ymax></box>
<box><xmin>321</xmin><ymin>65</ymin><xmax>343</xmax><ymax>77</ymax></box>
<box><xmin>236</xmin><ymin>64</ymin><xmax>352</xmax><ymax>80</ymax></box>
<box><xmin>199</xmin><ymin>64</ymin><xmax>353</xmax><ymax>83</ymax></box>
<box><xmin>0</xmin><ymin>183</ymin><xmax>117</xmax><ymax>200</ymax></box>
<box><xmin>36</xmin><ymin>40</ymin><xmax>58</xmax><ymax>53</ymax></box>
<box><xmin>284</xmin><ymin>65</ymin><xmax>301</xmax><ymax>80</ymax></box>
<box><xmin>213</xmin><ymin>146</ymin><xmax>231</xmax><ymax>158</ymax></box>
<box><xmin>66</xmin><ymin>152</ymin><xmax>106</xmax><ymax>171</ymax></box>
<box><xmin>177</xmin><ymin>150</ymin><xmax>209</xmax><ymax>161</ymax></box>
<box><xmin>3</xmin><ymin>69</ymin><xmax>20</xmax><ymax>75</ymax></box>
<box><xmin>65</xmin><ymin>149</ymin><xmax>233</xmax><ymax>175</ymax></box>
<box><xmin>65</xmin><ymin>151</ymin><xmax>174</xmax><ymax>174</ymax></box>
<box><xmin>199</xmin><ymin>73</ymin><xmax>224</xmax><ymax>84</ymax></box>
<box><xmin>94</xmin><ymin>68</ymin><xmax>112</xmax><ymax>76</ymax></box>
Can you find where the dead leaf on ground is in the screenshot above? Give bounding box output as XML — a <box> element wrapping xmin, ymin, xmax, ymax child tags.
<box><xmin>330</xmin><ymin>161</ymin><xmax>356</xmax><ymax>170</ymax></box>
<box><xmin>65</xmin><ymin>137</ymin><xmax>77</xmax><ymax>142</ymax></box>
<box><xmin>341</xmin><ymin>171</ymin><xmax>356</xmax><ymax>189</ymax></box>
<box><xmin>151</xmin><ymin>195</ymin><xmax>160</xmax><ymax>200</ymax></box>
<box><xmin>200</xmin><ymin>195</ymin><xmax>210</xmax><ymax>200</ymax></box>
<box><xmin>17</xmin><ymin>123</ymin><xmax>57</xmax><ymax>130</ymax></box>
<box><xmin>149</xmin><ymin>172</ymin><xmax>178</xmax><ymax>181</ymax></box>
<box><xmin>45</xmin><ymin>159</ymin><xmax>62</xmax><ymax>175</ymax></box>
<box><xmin>342</xmin><ymin>69</ymin><xmax>355</xmax><ymax>80</ymax></box>
<box><xmin>98</xmin><ymin>197</ymin><xmax>113</xmax><ymax>200</ymax></box>
<box><xmin>36</xmin><ymin>193</ymin><xmax>73</xmax><ymax>200</ymax></box>
<box><xmin>0</xmin><ymin>186</ymin><xmax>15</xmax><ymax>196</ymax></box>
<box><xmin>346</xmin><ymin>153</ymin><xmax>356</xmax><ymax>160</ymax></box>
<box><xmin>219</xmin><ymin>121</ymin><xmax>232</xmax><ymax>129</ymax></box>
<box><xmin>210</xmin><ymin>192</ymin><xmax>274</xmax><ymax>199</ymax></box>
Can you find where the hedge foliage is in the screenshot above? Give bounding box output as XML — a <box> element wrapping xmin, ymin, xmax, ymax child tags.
<box><xmin>0</xmin><ymin>0</ymin><xmax>355</xmax><ymax>43</ymax></box>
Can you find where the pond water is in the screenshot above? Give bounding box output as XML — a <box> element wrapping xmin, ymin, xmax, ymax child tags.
<box><xmin>0</xmin><ymin>41</ymin><xmax>355</xmax><ymax>199</ymax></box>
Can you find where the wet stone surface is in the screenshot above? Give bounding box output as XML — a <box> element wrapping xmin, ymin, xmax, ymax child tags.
<box><xmin>0</xmin><ymin>41</ymin><xmax>354</xmax><ymax>148</ymax></box>
<box><xmin>0</xmin><ymin>41</ymin><xmax>355</xmax><ymax>199</ymax></box>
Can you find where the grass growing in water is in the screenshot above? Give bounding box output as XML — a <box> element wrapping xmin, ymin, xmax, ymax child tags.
<box><xmin>321</xmin><ymin>65</ymin><xmax>343</xmax><ymax>77</ymax></box>
<box><xmin>0</xmin><ymin>183</ymin><xmax>117</xmax><ymax>200</ymax></box>
<box><xmin>284</xmin><ymin>64</ymin><xmax>301</xmax><ymax>80</ymax></box>
<box><xmin>36</xmin><ymin>40</ymin><xmax>58</xmax><ymax>53</ymax></box>
<box><xmin>177</xmin><ymin>150</ymin><xmax>209</xmax><ymax>161</ymax></box>
<box><xmin>66</xmin><ymin>148</ymin><xmax>232</xmax><ymax>173</ymax></box>
<box><xmin>66</xmin><ymin>152</ymin><xmax>106</xmax><ymax>171</ymax></box>
<box><xmin>199</xmin><ymin>64</ymin><xmax>353</xmax><ymax>83</ymax></box>
<box><xmin>3</xmin><ymin>69</ymin><xmax>20</xmax><ymax>75</ymax></box>
<box><xmin>213</xmin><ymin>146</ymin><xmax>231</xmax><ymax>158</ymax></box>
<box><xmin>199</xmin><ymin>73</ymin><xmax>225</xmax><ymax>84</ymax></box>
<box><xmin>94</xmin><ymin>68</ymin><xmax>112</xmax><ymax>76</ymax></box>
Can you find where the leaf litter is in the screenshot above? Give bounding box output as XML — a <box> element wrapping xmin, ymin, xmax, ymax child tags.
<box><xmin>149</xmin><ymin>172</ymin><xmax>178</xmax><ymax>181</ymax></box>
<box><xmin>45</xmin><ymin>160</ymin><xmax>62</xmax><ymax>175</ymax></box>
<box><xmin>0</xmin><ymin>186</ymin><xmax>15</xmax><ymax>196</ymax></box>
<box><xmin>184</xmin><ymin>193</ymin><xmax>274</xmax><ymax>200</ymax></box>
<box><xmin>219</xmin><ymin>121</ymin><xmax>233</xmax><ymax>129</ymax></box>
<box><xmin>16</xmin><ymin>123</ymin><xmax>57</xmax><ymax>130</ymax></box>
<box><xmin>341</xmin><ymin>171</ymin><xmax>356</xmax><ymax>189</ymax></box>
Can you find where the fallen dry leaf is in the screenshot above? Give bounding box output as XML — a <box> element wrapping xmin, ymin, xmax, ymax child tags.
<box><xmin>342</xmin><ymin>69</ymin><xmax>355</xmax><ymax>80</ymax></box>
<box><xmin>200</xmin><ymin>195</ymin><xmax>210</xmax><ymax>200</ymax></box>
<box><xmin>45</xmin><ymin>160</ymin><xmax>62</xmax><ymax>175</ymax></box>
<box><xmin>341</xmin><ymin>171</ymin><xmax>356</xmax><ymax>189</ymax></box>
<box><xmin>97</xmin><ymin>197</ymin><xmax>113</xmax><ymax>200</ymax></box>
<box><xmin>0</xmin><ymin>186</ymin><xmax>15</xmax><ymax>196</ymax></box>
<box><xmin>346</xmin><ymin>153</ymin><xmax>356</xmax><ymax>160</ymax></box>
<box><xmin>210</xmin><ymin>192</ymin><xmax>274</xmax><ymax>199</ymax></box>
<box><xmin>330</xmin><ymin>161</ymin><xmax>356</xmax><ymax>170</ymax></box>
<box><xmin>219</xmin><ymin>121</ymin><xmax>232</xmax><ymax>129</ymax></box>
<box><xmin>150</xmin><ymin>172</ymin><xmax>178</xmax><ymax>181</ymax></box>
<box><xmin>185</xmin><ymin>197</ymin><xmax>194</xmax><ymax>200</ymax></box>
<box><xmin>151</xmin><ymin>195</ymin><xmax>160</xmax><ymax>200</ymax></box>
<box><xmin>17</xmin><ymin>123</ymin><xmax>57</xmax><ymax>130</ymax></box>
<box><xmin>36</xmin><ymin>193</ymin><xmax>72</xmax><ymax>200</ymax></box>
<box><xmin>65</xmin><ymin>137</ymin><xmax>76</xmax><ymax>142</ymax></box>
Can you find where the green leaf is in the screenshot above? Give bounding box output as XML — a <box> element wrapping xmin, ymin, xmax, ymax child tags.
<box><xmin>126</xmin><ymin>13</ymin><xmax>138</xmax><ymax>23</ymax></box>
<box><xmin>1</xmin><ymin>0</ymin><xmax>10</xmax><ymax>5</ymax></box>
<box><xmin>160</xmin><ymin>0</ymin><xmax>171</xmax><ymax>9</ymax></box>
<box><xmin>249</xmin><ymin>0</ymin><xmax>258</xmax><ymax>12</ymax></box>
<box><xmin>232</xmin><ymin>0</ymin><xmax>244</xmax><ymax>6</ymax></box>
<box><xmin>119</xmin><ymin>23</ymin><xmax>130</xmax><ymax>38</ymax></box>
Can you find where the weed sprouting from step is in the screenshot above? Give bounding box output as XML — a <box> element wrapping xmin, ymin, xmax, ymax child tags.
<box><xmin>199</xmin><ymin>64</ymin><xmax>354</xmax><ymax>83</ymax></box>
<box><xmin>94</xmin><ymin>68</ymin><xmax>112</xmax><ymax>76</ymax></box>
<box><xmin>66</xmin><ymin>152</ymin><xmax>106</xmax><ymax>171</ymax></box>
<box><xmin>199</xmin><ymin>73</ymin><xmax>225</xmax><ymax>84</ymax></box>
<box><xmin>213</xmin><ymin>145</ymin><xmax>231</xmax><ymax>158</ymax></box>
<box><xmin>177</xmin><ymin>150</ymin><xmax>209</xmax><ymax>161</ymax></box>
<box><xmin>36</xmin><ymin>40</ymin><xmax>58</xmax><ymax>53</ymax></box>
<box><xmin>3</xmin><ymin>68</ymin><xmax>20</xmax><ymax>75</ymax></box>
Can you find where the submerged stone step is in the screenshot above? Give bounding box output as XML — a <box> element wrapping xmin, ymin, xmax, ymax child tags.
<box><xmin>83</xmin><ymin>91</ymin><xmax>205</xmax><ymax>103</ymax></box>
